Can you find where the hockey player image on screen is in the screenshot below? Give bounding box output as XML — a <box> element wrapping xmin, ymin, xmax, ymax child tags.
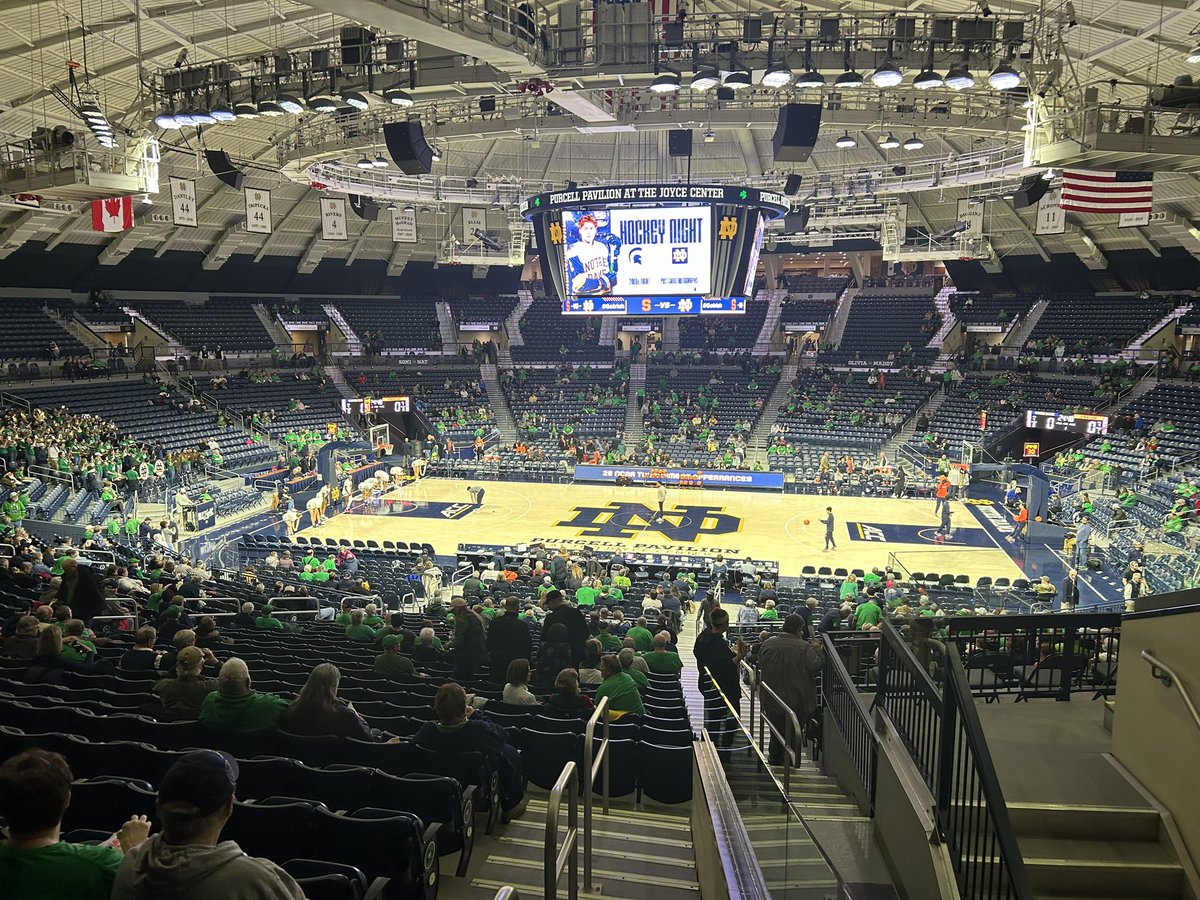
<box><xmin>564</xmin><ymin>211</ymin><xmax>620</xmax><ymax>295</ymax></box>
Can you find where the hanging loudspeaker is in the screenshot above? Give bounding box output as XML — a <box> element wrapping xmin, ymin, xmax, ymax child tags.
<box><xmin>204</xmin><ymin>149</ymin><xmax>245</xmax><ymax>190</ymax></box>
<box><xmin>668</xmin><ymin>129</ymin><xmax>693</xmax><ymax>158</ymax></box>
<box><xmin>784</xmin><ymin>173</ymin><xmax>803</xmax><ymax>195</ymax></box>
<box><xmin>383</xmin><ymin>121</ymin><xmax>434</xmax><ymax>175</ymax></box>
<box><xmin>772</xmin><ymin>104</ymin><xmax>822</xmax><ymax>163</ymax></box>
<box><xmin>1011</xmin><ymin>175</ymin><xmax>1050</xmax><ymax>209</ymax></box>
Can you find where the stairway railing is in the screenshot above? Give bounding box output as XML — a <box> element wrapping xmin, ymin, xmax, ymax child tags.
<box><xmin>544</xmin><ymin>761</ymin><xmax>579</xmax><ymax>900</ymax></box>
<box><xmin>820</xmin><ymin>633</ymin><xmax>878</xmax><ymax>814</ymax></box>
<box><xmin>874</xmin><ymin>621</ymin><xmax>1033</xmax><ymax>900</ymax></box>
<box><xmin>1141</xmin><ymin>650</ymin><xmax>1200</xmax><ymax>734</ymax></box>
<box><xmin>581</xmin><ymin>696</ymin><xmax>611</xmax><ymax>891</ymax></box>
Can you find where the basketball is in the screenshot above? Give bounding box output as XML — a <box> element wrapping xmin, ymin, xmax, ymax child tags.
<box><xmin>803</xmin><ymin>519</ymin><xmax>810</xmax><ymax>525</ymax></box>
<box><xmin>1035</xmin><ymin>516</ymin><xmax>1043</xmax><ymax>522</ymax></box>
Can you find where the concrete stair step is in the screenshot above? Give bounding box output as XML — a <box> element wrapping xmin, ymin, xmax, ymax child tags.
<box><xmin>1006</xmin><ymin>802</ymin><xmax>1161</xmax><ymax>842</ymax></box>
<box><xmin>472</xmin><ymin>857</ymin><xmax>699</xmax><ymax>898</ymax></box>
<box><xmin>1015</xmin><ymin>836</ymin><xmax>1183</xmax><ymax>897</ymax></box>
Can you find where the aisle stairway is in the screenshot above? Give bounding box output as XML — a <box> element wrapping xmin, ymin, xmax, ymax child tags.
<box><xmin>480</xmin><ymin>362</ymin><xmax>518</xmax><ymax>442</ymax></box>
<box><xmin>252</xmin><ymin>303</ymin><xmax>292</xmax><ymax>348</ymax></box>
<box><xmin>322</xmin><ymin>303</ymin><xmax>364</xmax><ymax>354</ymax></box>
<box><xmin>624</xmin><ymin>362</ymin><xmax>646</xmax><ymax>447</ymax></box>
<box><xmin>1003</xmin><ymin>297</ymin><xmax>1049</xmax><ymax>348</ymax></box>
<box><xmin>754</xmin><ymin>288</ymin><xmax>788</xmax><ymax>353</ymax></box>
<box><xmin>504</xmin><ymin>290</ymin><xmax>536</xmax><ymax>348</ymax></box>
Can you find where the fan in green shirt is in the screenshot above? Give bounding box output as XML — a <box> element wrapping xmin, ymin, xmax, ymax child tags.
<box><xmin>855</xmin><ymin>599</ymin><xmax>883</xmax><ymax>629</ymax></box>
<box><xmin>640</xmin><ymin>635</ymin><xmax>684</xmax><ymax>674</ymax></box>
<box><xmin>574</xmin><ymin>584</ymin><xmax>598</xmax><ymax>607</ymax></box>
<box><xmin>625</xmin><ymin>621</ymin><xmax>655</xmax><ymax>652</ymax></box>
<box><xmin>255</xmin><ymin>606</ymin><xmax>285</xmax><ymax>630</ymax></box>
<box><xmin>124</xmin><ymin>518</ymin><xmax>140</xmax><ymax>538</ymax></box>
<box><xmin>345</xmin><ymin>610</ymin><xmax>380</xmax><ymax>643</ymax></box>
<box><xmin>198</xmin><ymin>659</ymin><xmax>289</xmax><ymax>731</ymax></box>
<box><xmin>594</xmin><ymin>658</ymin><xmax>645</xmax><ymax>716</ymax></box>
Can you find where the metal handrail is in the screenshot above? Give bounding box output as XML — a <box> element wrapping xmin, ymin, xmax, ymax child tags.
<box><xmin>581</xmin><ymin>696</ymin><xmax>610</xmax><ymax>891</ymax></box>
<box><xmin>544</xmin><ymin>761</ymin><xmax>579</xmax><ymax>900</ymax></box>
<box><xmin>1141</xmin><ymin>650</ymin><xmax>1200</xmax><ymax>734</ymax></box>
<box><xmin>820</xmin><ymin>632</ymin><xmax>878</xmax><ymax>811</ymax></box>
<box><xmin>493</xmin><ymin>889</ymin><xmax>521</xmax><ymax>900</ymax></box>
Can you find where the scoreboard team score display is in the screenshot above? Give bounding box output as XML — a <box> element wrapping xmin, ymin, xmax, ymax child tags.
<box><xmin>1024</xmin><ymin>409</ymin><xmax>1110</xmax><ymax>435</ymax></box>
<box><xmin>523</xmin><ymin>184</ymin><xmax>789</xmax><ymax>317</ymax></box>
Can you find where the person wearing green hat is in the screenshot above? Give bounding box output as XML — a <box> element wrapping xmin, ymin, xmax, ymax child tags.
<box><xmin>254</xmin><ymin>606</ymin><xmax>285</xmax><ymax>630</ymax></box>
<box><xmin>374</xmin><ymin>633</ymin><xmax>416</xmax><ymax>680</ymax></box>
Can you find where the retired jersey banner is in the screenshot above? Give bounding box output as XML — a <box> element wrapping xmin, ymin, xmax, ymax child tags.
<box><xmin>392</xmin><ymin>208</ymin><xmax>417</xmax><ymax>243</ymax></box>
<box><xmin>462</xmin><ymin>207</ymin><xmax>487</xmax><ymax>243</ymax></box>
<box><xmin>1035</xmin><ymin>188</ymin><xmax>1066</xmax><ymax>235</ymax></box>
<box><xmin>320</xmin><ymin>197</ymin><xmax>348</xmax><ymax>241</ymax></box>
<box><xmin>956</xmin><ymin>198</ymin><xmax>984</xmax><ymax>239</ymax></box>
<box><xmin>169</xmin><ymin>177</ymin><xmax>197</xmax><ymax>227</ymax></box>
<box><xmin>244</xmin><ymin>188</ymin><xmax>272</xmax><ymax>234</ymax></box>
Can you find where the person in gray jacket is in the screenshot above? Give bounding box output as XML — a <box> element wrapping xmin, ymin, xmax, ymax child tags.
<box><xmin>110</xmin><ymin>750</ymin><xmax>305</xmax><ymax>900</ymax></box>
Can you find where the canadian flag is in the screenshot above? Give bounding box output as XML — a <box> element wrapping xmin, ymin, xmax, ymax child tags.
<box><xmin>91</xmin><ymin>196</ymin><xmax>133</xmax><ymax>232</ymax></box>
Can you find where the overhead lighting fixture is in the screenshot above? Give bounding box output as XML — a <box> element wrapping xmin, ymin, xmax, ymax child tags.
<box><xmin>234</xmin><ymin>103</ymin><xmax>260</xmax><ymax>119</ymax></box>
<box><xmin>277</xmin><ymin>94</ymin><xmax>304</xmax><ymax>114</ymax></box>
<box><xmin>1042</xmin><ymin>167</ymin><xmax>1056</xmax><ymax>181</ymax></box>
<box><xmin>691</xmin><ymin>67</ymin><xmax>720</xmax><ymax>91</ymax></box>
<box><xmin>308</xmin><ymin>95</ymin><xmax>338</xmax><ymax>113</ymax></box>
<box><xmin>258</xmin><ymin>100</ymin><xmax>285</xmax><ymax>117</ymax></box>
<box><xmin>356</xmin><ymin>156</ymin><xmax>374</xmax><ymax>169</ymax></box>
<box><xmin>191</xmin><ymin>108</ymin><xmax>217</xmax><ymax>126</ymax></box>
<box><xmin>903</xmin><ymin>134</ymin><xmax>925</xmax><ymax>150</ymax></box>
<box><xmin>1189</xmin><ymin>45</ymin><xmax>1200</xmax><ymax>64</ymax></box>
<box><xmin>870</xmin><ymin>62</ymin><xmax>904</xmax><ymax>88</ymax></box>
<box><xmin>793</xmin><ymin>70</ymin><xmax>826</xmax><ymax>89</ymax></box>
<box><xmin>173</xmin><ymin>109</ymin><xmax>197</xmax><ymax>127</ymax></box>
<box><xmin>988</xmin><ymin>63</ymin><xmax>1021</xmax><ymax>90</ymax></box>
<box><xmin>78</xmin><ymin>102</ymin><xmax>105</xmax><ymax>123</ymax></box>
<box><xmin>724</xmin><ymin>68</ymin><xmax>752</xmax><ymax>90</ymax></box>
<box><xmin>650</xmin><ymin>70</ymin><xmax>681</xmax><ymax>93</ymax></box>
<box><xmin>835</xmin><ymin>131</ymin><xmax>857</xmax><ymax>149</ymax></box>
<box><xmin>210</xmin><ymin>103</ymin><xmax>236</xmax><ymax>123</ymax></box>
<box><xmin>403</xmin><ymin>203</ymin><xmax>415</xmax><ymax>212</ymax></box>
<box><xmin>834</xmin><ymin>70</ymin><xmax>864</xmax><ymax>88</ymax></box>
<box><xmin>912</xmin><ymin>69</ymin><xmax>944</xmax><ymax>90</ymax></box>
<box><xmin>153</xmin><ymin>111</ymin><xmax>179</xmax><ymax>129</ymax></box>
<box><xmin>879</xmin><ymin>132</ymin><xmax>900</xmax><ymax>149</ymax></box>
<box><xmin>373</xmin><ymin>153</ymin><xmax>389</xmax><ymax>168</ymax></box>
<box><xmin>703</xmin><ymin>129</ymin><xmax>716</xmax><ymax>142</ymax></box>
<box><xmin>383</xmin><ymin>86</ymin><xmax>414</xmax><ymax>107</ymax></box>
<box><xmin>944</xmin><ymin>65</ymin><xmax>975</xmax><ymax>90</ymax></box>
<box><xmin>431</xmin><ymin>147</ymin><xmax>442</xmax><ymax>162</ymax></box>
<box><xmin>342</xmin><ymin>90</ymin><xmax>370</xmax><ymax>110</ymax></box>
<box><xmin>762</xmin><ymin>60</ymin><xmax>793</xmax><ymax>88</ymax></box>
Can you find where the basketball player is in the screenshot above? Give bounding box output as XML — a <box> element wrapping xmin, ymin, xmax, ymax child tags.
<box><xmin>821</xmin><ymin>507</ymin><xmax>836</xmax><ymax>551</ymax></box>
<box><xmin>566</xmin><ymin>213</ymin><xmax>616</xmax><ymax>295</ymax></box>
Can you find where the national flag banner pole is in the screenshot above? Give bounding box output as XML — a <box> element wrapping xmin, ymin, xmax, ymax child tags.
<box><xmin>1060</xmin><ymin>170</ymin><xmax>1153</xmax><ymax>215</ymax></box>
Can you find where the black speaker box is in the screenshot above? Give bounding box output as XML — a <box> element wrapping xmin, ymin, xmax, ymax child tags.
<box><xmin>204</xmin><ymin>149</ymin><xmax>245</xmax><ymax>190</ymax></box>
<box><xmin>383</xmin><ymin>121</ymin><xmax>434</xmax><ymax>175</ymax></box>
<box><xmin>783</xmin><ymin>208</ymin><xmax>810</xmax><ymax>232</ymax></box>
<box><xmin>663</xmin><ymin>22</ymin><xmax>684</xmax><ymax>44</ymax></box>
<box><xmin>784</xmin><ymin>173</ymin><xmax>803</xmax><ymax>195</ymax></box>
<box><xmin>772</xmin><ymin>104</ymin><xmax>822</xmax><ymax>163</ymax></box>
<box><xmin>1011</xmin><ymin>175</ymin><xmax>1049</xmax><ymax>209</ymax></box>
<box><xmin>349</xmin><ymin>194</ymin><xmax>380</xmax><ymax>221</ymax></box>
<box><xmin>668</xmin><ymin>129</ymin><xmax>693</xmax><ymax>158</ymax></box>
<box><xmin>743</xmin><ymin>17</ymin><xmax>762</xmax><ymax>42</ymax></box>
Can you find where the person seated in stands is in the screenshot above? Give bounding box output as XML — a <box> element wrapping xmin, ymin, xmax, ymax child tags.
<box><xmin>594</xmin><ymin>618</ymin><xmax>621</xmax><ymax>652</ymax></box>
<box><xmin>254</xmin><ymin>605</ymin><xmax>285</xmax><ymax>631</ymax></box>
<box><xmin>617</xmin><ymin>648</ymin><xmax>648</xmax><ymax>694</ymax></box>
<box><xmin>502</xmin><ymin>658</ymin><xmax>541</xmax><ymax>706</ymax></box>
<box><xmin>544</xmin><ymin>668</ymin><xmax>594</xmax><ymax>718</ymax></box>
<box><xmin>375</xmin><ymin>633</ymin><xmax>417</xmax><ymax>681</ymax></box>
<box><xmin>231</xmin><ymin>602</ymin><xmax>256</xmax><ymax>629</ymax></box>
<box><xmin>1163</xmin><ymin>510</ymin><xmax>1185</xmax><ymax>534</ymax></box>
<box><xmin>854</xmin><ymin>595</ymin><xmax>883</xmax><ymax>630</ymax></box>
<box><xmin>738</xmin><ymin>598</ymin><xmax>759</xmax><ymax>625</ymax></box>
<box><xmin>29</xmin><ymin>626</ymin><xmax>113</xmax><ymax>676</ymax></box>
<box><xmin>362</xmin><ymin>602</ymin><xmax>385</xmax><ymax>628</ymax></box>
<box><xmin>412</xmin><ymin>627</ymin><xmax>445</xmax><ymax>664</ymax></box>
<box><xmin>110</xmin><ymin>750</ymin><xmax>306</xmax><ymax>900</ymax></box>
<box><xmin>279</xmin><ymin>663</ymin><xmax>386</xmax><ymax>741</ymax></box>
<box><xmin>343</xmin><ymin>609</ymin><xmax>378</xmax><ymax>642</ymax></box>
<box><xmin>575</xmin><ymin>639</ymin><xmax>604</xmax><ymax>686</ymax></box>
<box><xmin>595</xmin><ymin>654</ymin><xmax>645</xmax><ymax>717</ymax></box>
<box><xmin>198</xmin><ymin>657</ymin><xmax>289</xmax><ymax>732</ymax></box>
<box><xmin>374</xmin><ymin>612</ymin><xmax>410</xmax><ymax>648</ymax></box>
<box><xmin>415</xmin><ymin>682</ymin><xmax>528</xmax><ymax>822</ymax></box>
<box><xmin>332</xmin><ymin>599</ymin><xmax>354</xmax><ymax>625</ymax></box>
<box><xmin>158</xmin><ymin>629</ymin><xmax>219</xmax><ymax>673</ymax></box>
<box><xmin>1033</xmin><ymin>575</ymin><xmax>1058</xmax><ymax>600</ymax></box>
<box><xmin>759</xmin><ymin>599</ymin><xmax>780</xmax><ymax>621</ymax></box>
<box><xmin>157</xmin><ymin>605</ymin><xmax>189</xmax><ymax>644</ymax></box>
<box><xmin>625</xmin><ymin>616</ymin><xmax>654</xmax><ymax>652</ymax></box>
<box><xmin>641</xmin><ymin>631</ymin><xmax>683</xmax><ymax>674</ymax></box>
<box><xmin>154</xmin><ymin>646</ymin><xmax>218</xmax><ymax>721</ymax></box>
<box><xmin>120</xmin><ymin>626</ymin><xmax>165</xmax><ymax>671</ymax></box>
<box><xmin>2</xmin><ymin>615</ymin><xmax>40</xmax><ymax>659</ymax></box>
<box><xmin>0</xmin><ymin>748</ymin><xmax>152</xmax><ymax>900</ymax></box>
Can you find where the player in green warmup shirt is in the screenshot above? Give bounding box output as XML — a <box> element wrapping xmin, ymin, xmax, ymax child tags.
<box><xmin>0</xmin><ymin>748</ymin><xmax>152</xmax><ymax>900</ymax></box>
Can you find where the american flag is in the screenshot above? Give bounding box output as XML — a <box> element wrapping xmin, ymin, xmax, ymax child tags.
<box><xmin>1060</xmin><ymin>170</ymin><xmax>1153</xmax><ymax>214</ymax></box>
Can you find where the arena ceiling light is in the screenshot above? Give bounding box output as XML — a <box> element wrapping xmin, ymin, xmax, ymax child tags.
<box><xmin>1188</xmin><ymin>45</ymin><xmax>1200</xmax><ymax>63</ymax></box>
<box><xmin>173</xmin><ymin>109</ymin><xmax>197</xmax><ymax>127</ymax></box>
<box><xmin>383</xmin><ymin>86</ymin><xmax>414</xmax><ymax>107</ymax></box>
<box><xmin>341</xmin><ymin>90</ymin><xmax>370</xmax><ymax>110</ymax></box>
<box><xmin>191</xmin><ymin>108</ymin><xmax>217</xmax><ymax>126</ymax></box>
<box><xmin>257</xmin><ymin>99</ymin><xmax>285</xmax><ymax>117</ymax></box>
<box><xmin>870</xmin><ymin>62</ymin><xmax>903</xmax><ymax>88</ymax></box>
<box><xmin>308</xmin><ymin>95</ymin><xmax>339</xmax><ymax>113</ymax></box>
<box><xmin>153</xmin><ymin>110</ymin><xmax>179</xmax><ymax>129</ymax></box>
<box><xmin>209</xmin><ymin>102</ymin><xmax>236</xmax><ymax>122</ymax></box>
<box><xmin>944</xmin><ymin>65</ymin><xmax>976</xmax><ymax>90</ymax></box>
<box><xmin>373</xmin><ymin>153</ymin><xmax>389</xmax><ymax>168</ymax></box>
<box><xmin>793</xmin><ymin>70</ymin><xmax>826</xmax><ymax>89</ymax></box>
<box><xmin>878</xmin><ymin>132</ymin><xmax>900</xmax><ymax>149</ymax></box>
<box><xmin>834</xmin><ymin>131</ymin><xmax>857</xmax><ymax>148</ymax></box>
<box><xmin>277</xmin><ymin>94</ymin><xmax>305</xmax><ymax>114</ymax></box>
<box><xmin>762</xmin><ymin>59</ymin><xmax>793</xmax><ymax>88</ymax></box>
<box><xmin>355</xmin><ymin>155</ymin><xmax>374</xmax><ymax>169</ymax></box>
<box><xmin>912</xmin><ymin>69</ymin><xmax>944</xmax><ymax>89</ymax></box>
<box><xmin>650</xmin><ymin>70</ymin><xmax>682</xmax><ymax>93</ymax></box>
<box><xmin>835</xmin><ymin>70</ymin><xmax>864</xmax><ymax>88</ymax></box>
<box><xmin>988</xmin><ymin>62</ymin><xmax>1021</xmax><ymax>90</ymax></box>
<box><xmin>691</xmin><ymin>67</ymin><xmax>720</xmax><ymax>91</ymax></box>
<box><xmin>903</xmin><ymin>134</ymin><xmax>925</xmax><ymax>150</ymax></box>
<box><xmin>234</xmin><ymin>103</ymin><xmax>259</xmax><ymax>119</ymax></box>
<box><xmin>724</xmin><ymin>68</ymin><xmax>753</xmax><ymax>90</ymax></box>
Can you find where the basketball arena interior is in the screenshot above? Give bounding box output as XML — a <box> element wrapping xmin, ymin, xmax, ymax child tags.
<box><xmin>1</xmin><ymin>1</ymin><xmax>1200</xmax><ymax>898</ymax></box>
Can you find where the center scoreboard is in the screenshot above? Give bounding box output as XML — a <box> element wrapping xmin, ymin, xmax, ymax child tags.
<box><xmin>522</xmin><ymin>184</ymin><xmax>787</xmax><ymax>317</ymax></box>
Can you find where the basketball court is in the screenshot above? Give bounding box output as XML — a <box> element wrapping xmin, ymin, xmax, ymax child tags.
<box><xmin>298</xmin><ymin>477</ymin><xmax>1026</xmax><ymax>580</ymax></box>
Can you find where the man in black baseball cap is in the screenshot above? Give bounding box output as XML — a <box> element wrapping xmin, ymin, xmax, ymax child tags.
<box><xmin>110</xmin><ymin>750</ymin><xmax>304</xmax><ymax>899</ymax></box>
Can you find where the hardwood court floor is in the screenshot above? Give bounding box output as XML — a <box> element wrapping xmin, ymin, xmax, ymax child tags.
<box><xmin>300</xmin><ymin>478</ymin><xmax>1025</xmax><ymax>579</ymax></box>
